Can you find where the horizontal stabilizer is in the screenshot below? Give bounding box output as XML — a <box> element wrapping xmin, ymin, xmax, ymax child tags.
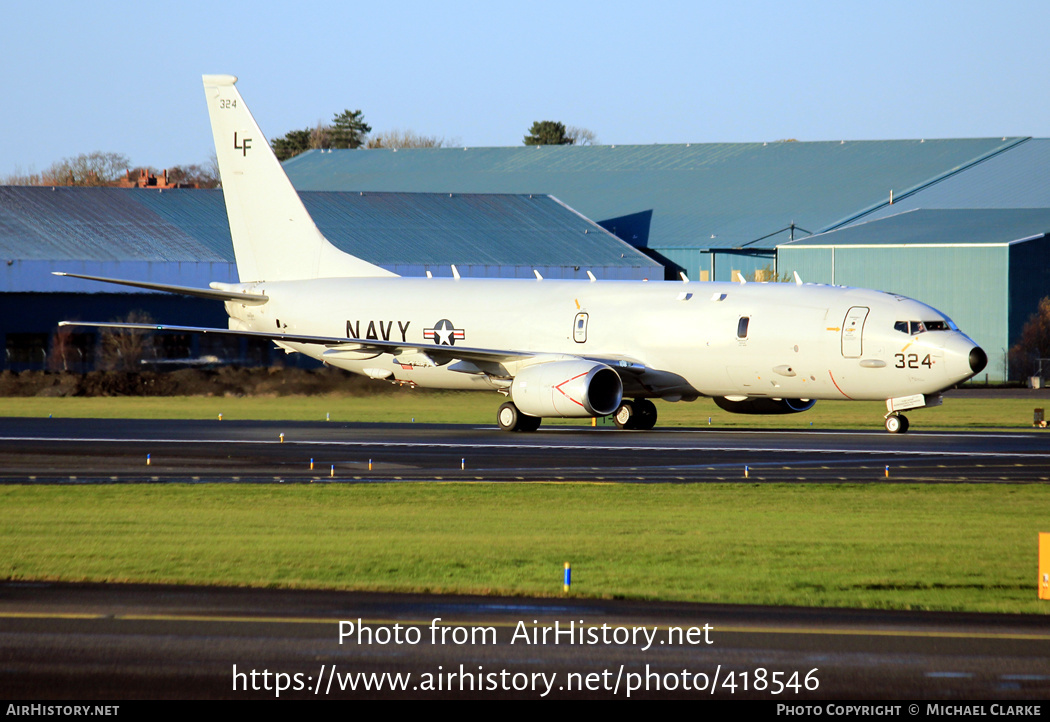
<box><xmin>52</xmin><ymin>272</ymin><xmax>268</xmax><ymax>305</ymax></box>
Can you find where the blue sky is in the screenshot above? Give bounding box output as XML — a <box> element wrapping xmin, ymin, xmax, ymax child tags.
<box><xmin>4</xmin><ymin>0</ymin><xmax>1049</xmax><ymax>176</ymax></box>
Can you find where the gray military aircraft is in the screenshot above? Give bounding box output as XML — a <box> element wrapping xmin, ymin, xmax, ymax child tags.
<box><xmin>58</xmin><ymin>75</ymin><xmax>987</xmax><ymax>433</ymax></box>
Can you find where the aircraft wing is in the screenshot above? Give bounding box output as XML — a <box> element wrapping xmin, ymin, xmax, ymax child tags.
<box><xmin>54</xmin><ymin>275</ymin><xmax>656</xmax><ymax>376</ymax></box>
<box><xmin>57</xmin><ymin>321</ymin><xmax>535</xmax><ymax>365</ymax></box>
<box><xmin>58</xmin><ymin>321</ymin><xmax>677</xmax><ymax>390</ymax></box>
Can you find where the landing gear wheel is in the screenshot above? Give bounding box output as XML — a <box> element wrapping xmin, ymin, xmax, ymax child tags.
<box><xmin>614</xmin><ymin>401</ymin><xmax>637</xmax><ymax>430</ymax></box>
<box><xmin>497</xmin><ymin>402</ymin><xmax>541</xmax><ymax>432</ymax></box>
<box><xmin>633</xmin><ymin>399</ymin><xmax>658</xmax><ymax>430</ymax></box>
<box><xmin>885</xmin><ymin>413</ymin><xmax>909</xmax><ymax>434</ymax></box>
<box><xmin>497</xmin><ymin>402</ymin><xmax>520</xmax><ymax>432</ymax></box>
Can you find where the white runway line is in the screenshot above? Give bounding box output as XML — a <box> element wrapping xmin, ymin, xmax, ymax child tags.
<box><xmin>2</xmin><ymin>436</ymin><xmax>1050</xmax><ymax>459</ymax></box>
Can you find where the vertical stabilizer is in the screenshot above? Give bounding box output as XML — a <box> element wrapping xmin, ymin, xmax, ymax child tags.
<box><xmin>202</xmin><ymin>75</ymin><xmax>397</xmax><ymax>282</ymax></box>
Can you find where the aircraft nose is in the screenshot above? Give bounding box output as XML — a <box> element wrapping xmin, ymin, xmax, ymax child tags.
<box><xmin>969</xmin><ymin>346</ymin><xmax>988</xmax><ymax>375</ymax></box>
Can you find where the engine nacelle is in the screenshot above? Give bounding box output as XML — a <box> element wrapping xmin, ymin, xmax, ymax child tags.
<box><xmin>511</xmin><ymin>360</ymin><xmax>623</xmax><ymax>418</ymax></box>
<box><xmin>713</xmin><ymin>396</ymin><xmax>817</xmax><ymax>415</ymax></box>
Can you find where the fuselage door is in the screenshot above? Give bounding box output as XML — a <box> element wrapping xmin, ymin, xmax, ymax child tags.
<box><xmin>573</xmin><ymin>312</ymin><xmax>589</xmax><ymax>343</ymax></box>
<box><xmin>841</xmin><ymin>306</ymin><xmax>869</xmax><ymax>358</ymax></box>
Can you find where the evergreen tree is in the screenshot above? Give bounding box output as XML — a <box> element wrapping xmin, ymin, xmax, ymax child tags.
<box><xmin>271</xmin><ymin>128</ymin><xmax>313</xmax><ymax>162</ymax></box>
<box><xmin>523</xmin><ymin>120</ymin><xmax>574</xmax><ymax>146</ymax></box>
<box><xmin>330</xmin><ymin>109</ymin><xmax>371</xmax><ymax>149</ymax></box>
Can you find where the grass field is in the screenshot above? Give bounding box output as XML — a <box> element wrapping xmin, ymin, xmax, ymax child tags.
<box><xmin>1</xmin><ymin>392</ymin><xmax>1047</xmax><ymax>430</ymax></box>
<box><xmin>1</xmin><ymin>483</ymin><xmax>1046</xmax><ymax>614</ymax></box>
<box><xmin>2</xmin><ymin>392</ymin><xmax>1049</xmax><ymax>614</ymax></box>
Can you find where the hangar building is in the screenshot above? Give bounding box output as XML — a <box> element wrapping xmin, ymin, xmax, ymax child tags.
<box><xmin>5</xmin><ymin>136</ymin><xmax>1049</xmax><ymax>380</ymax></box>
<box><xmin>778</xmin><ymin>208</ymin><xmax>1050</xmax><ymax>382</ymax></box>
<box><xmin>285</xmin><ymin>137</ymin><xmax>1050</xmax><ymax>381</ymax></box>
<box><xmin>0</xmin><ymin>186</ymin><xmax>657</xmax><ymax>371</ymax></box>
<box><xmin>284</xmin><ymin>137</ymin><xmax>1029</xmax><ymax>283</ymax></box>
<box><xmin>777</xmin><ymin>139</ymin><xmax>1050</xmax><ymax>382</ymax></box>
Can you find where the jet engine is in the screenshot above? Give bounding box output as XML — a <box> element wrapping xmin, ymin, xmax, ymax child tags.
<box><xmin>713</xmin><ymin>396</ymin><xmax>817</xmax><ymax>415</ymax></box>
<box><xmin>511</xmin><ymin>360</ymin><xmax>623</xmax><ymax>417</ymax></box>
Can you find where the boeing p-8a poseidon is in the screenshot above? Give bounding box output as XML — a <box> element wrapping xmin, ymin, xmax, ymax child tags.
<box><xmin>58</xmin><ymin>75</ymin><xmax>988</xmax><ymax>433</ymax></box>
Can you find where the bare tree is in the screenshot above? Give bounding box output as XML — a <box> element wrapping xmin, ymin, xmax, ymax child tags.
<box><xmin>565</xmin><ymin>126</ymin><xmax>599</xmax><ymax>146</ymax></box>
<box><xmin>6</xmin><ymin>153</ymin><xmax>220</xmax><ymax>188</ymax></box>
<box><xmin>366</xmin><ymin>129</ymin><xmax>457</xmax><ymax>149</ymax></box>
<box><xmin>3</xmin><ymin>165</ymin><xmax>44</xmax><ymax>185</ymax></box>
<box><xmin>309</xmin><ymin>122</ymin><xmax>334</xmax><ymax>151</ymax></box>
<box><xmin>98</xmin><ymin>311</ymin><xmax>155</xmax><ymax>371</ymax></box>
<box><xmin>167</xmin><ymin>163</ymin><xmax>220</xmax><ymax>189</ymax></box>
<box><xmin>41</xmin><ymin>151</ymin><xmax>131</xmax><ymax>186</ymax></box>
<box><xmin>1009</xmin><ymin>297</ymin><xmax>1050</xmax><ymax>379</ymax></box>
<box><xmin>748</xmin><ymin>264</ymin><xmax>791</xmax><ymax>283</ymax></box>
<box><xmin>47</xmin><ymin>326</ymin><xmax>78</xmax><ymax>372</ymax></box>
<box><xmin>206</xmin><ymin>152</ymin><xmax>219</xmax><ymax>187</ymax></box>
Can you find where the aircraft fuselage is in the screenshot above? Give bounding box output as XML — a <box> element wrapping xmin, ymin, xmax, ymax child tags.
<box><xmin>226</xmin><ymin>276</ymin><xmax>981</xmax><ymax>403</ymax></box>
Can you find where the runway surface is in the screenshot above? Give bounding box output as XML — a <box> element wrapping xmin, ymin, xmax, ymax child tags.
<box><xmin>1</xmin><ymin>417</ymin><xmax>1050</xmax><ymax>483</ymax></box>
<box><xmin>2</xmin><ymin>582</ymin><xmax>1049</xmax><ymax>700</ymax></box>
<box><xmin>3</xmin><ymin>419</ymin><xmax>1049</xmax><ymax>700</ymax></box>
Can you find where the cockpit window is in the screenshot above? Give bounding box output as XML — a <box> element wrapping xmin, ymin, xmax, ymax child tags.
<box><xmin>894</xmin><ymin>320</ymin><xmax>951</xmax><ymax>334</ymax></box>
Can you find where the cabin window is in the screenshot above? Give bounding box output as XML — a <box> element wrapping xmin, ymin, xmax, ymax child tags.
<box><xmin>737</xmin><ymin>316</ymin><xmax>750</xmax><ymax>339</ymax></box>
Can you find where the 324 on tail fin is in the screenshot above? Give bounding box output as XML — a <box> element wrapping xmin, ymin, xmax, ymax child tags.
<box><xmin>202</xmin><ymin>74</ymin><xmax>396</xmax><ymax>283</ymax></box>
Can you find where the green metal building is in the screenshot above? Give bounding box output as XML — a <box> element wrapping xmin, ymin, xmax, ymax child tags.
<box><xmin>285</xmin><ymin>137</ymin><xmax>1050</xmax><ymax>380</ymax></box>
<box><xmin>285</xmin><ymin>138</ymin><xmax>1028</xmax><ymax>282</ymax></box>
<box><xmin>778</xmin><ymin>208</ymin><xmax>1050</xmax><ymax>382</ymax></box>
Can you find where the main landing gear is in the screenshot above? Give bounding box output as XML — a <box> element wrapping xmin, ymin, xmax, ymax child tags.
<box><xmin>497</xmin><ymin>402</ymin><xmax>542</xmax><ymax>432</ymax></box>
<box><xmin>613</xmin><ymin>399</ymin><xmax>658</xmax><ymax>430</ymax></box>
<box><xmin>496</xmin><ymin>398</ymin><xmax>660</xmax><ymax>432</ymax></box>
<box><xmin>884</xmin><ymin>413</ymin><xmax>910</xmax><ymax>434</ymax></box>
